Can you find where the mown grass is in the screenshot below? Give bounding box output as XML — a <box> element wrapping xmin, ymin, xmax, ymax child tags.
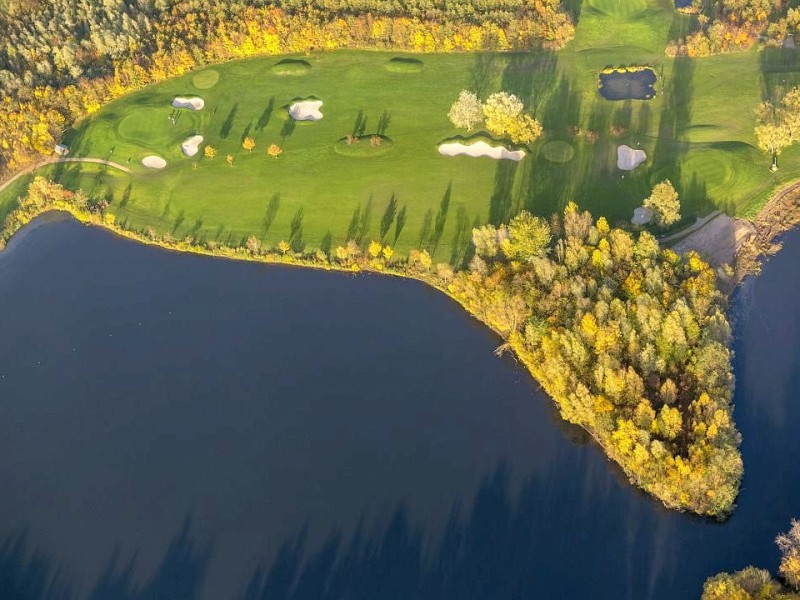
<box><xmin>3</xmin><ymin>0</ymin><xmax>800</xmax><ymax>258</ymax></box>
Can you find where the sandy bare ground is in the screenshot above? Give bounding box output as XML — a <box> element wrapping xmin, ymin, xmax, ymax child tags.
<box><xmin>181</xmin><ymin>135</ymin><xmax>204</xmax><ymax>157</ymax></box>
<box><xmin>142</xmin><ymin>156</ymin><xmax>167</xmax><ymax>169</ymax></box>
<box><xmin>288</xmin><ymin>100</ymin><xmax>323</xmax><ymax>121</ymax></box>
<box><xmin>438</xmin><ymin>141</ymin><xmax>525</xmax><ymax>161</ymax></box>
<box><xmin>617</xmin><ymin>145</ymin><xmax>646</xmax><ymax>171</ymax></box>
<box><xmin>672</xmin><ymin>213</ymin><xmax>755</xmax><ymax>267</ymax></box>
<box><xmin>172</xmin><ymin>97</ymin><xmax>205</xmax><ymax>111</ymax></box>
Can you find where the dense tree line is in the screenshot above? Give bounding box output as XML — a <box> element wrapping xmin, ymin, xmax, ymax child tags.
<box><xmin>0</xmin><ymin>0</ymin><xmax>574</xmax><ymax>178</ymax></box>
<box><xmin>668</xmin><ymin>0</ymin><xmax>796</xmax><ymax>57</ymax></box>
<box><xmin>447</xmin><ymin>205</ymin><xmax>741</xmax><ymax>516</ymax></box>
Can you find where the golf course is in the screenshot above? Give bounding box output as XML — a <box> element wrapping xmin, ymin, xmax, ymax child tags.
<box><xmin>3</xmin><ymin>0</ymin><xmax>800</xmax><ymax>261</ymax></box>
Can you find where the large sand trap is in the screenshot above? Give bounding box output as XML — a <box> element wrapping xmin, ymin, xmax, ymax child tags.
<box><xmin>181</xmin><ymin>135</ymin><xmax>204</xmax><ymax>157</ymax></box>
<box><xmin>142</xmin><ymin>156</ymin><xmax>167</xmax><ymax>169</ymax></box>
<box><xmin>172</xmin><ymin>97</ymin><xmax>205</xmax><ymax>111</ymax></box>
<box><xmin>617</xmin><ymin>145</ymin><xmax>646</xmax><ymax>171</ymax></box>
<box><xmin>438</xmin><ymin>141</ymin><xmax>525</xmax><ymax>161</ymax></box>
<box><xmin>288</xmin><ymin>100</ymin><xmax>323</xmax><ymax>121</ymax></box>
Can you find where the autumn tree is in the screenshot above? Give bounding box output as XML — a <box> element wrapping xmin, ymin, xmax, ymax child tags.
<box><xmin>778</xmin><ymin>520</ymin><xmax>800</xmax><ymax>589</ymax></box>
<box><xmin>755</xmin><ymin>87</ymin><xmax>800</xmax><ymax>167</ymax></box>
<box><xmin>448</xmin><ymin>90</ymin><xmax>484</xmax><ymax>131</ymax></box>
<box><xmin>500</xmin><ymin>211</ymin><xmax>551</xmax><ymax>261</ymax></box>
<box><xmin>243</xmin><ymin>137</ymin><xmax>256</xmax><ymax>152</ymax></box>
<box><xmin>483</xmin><ymin>92</ymin><xmax>524</xmax><ymax>137</ymax></box>
<box><xmin>245</xmin><ymin>235</ymin><xmax>261</xmax><ymax>254</ymax></box>
<box><xmin>204</xmin><ymin>145</ymin><xmax>217</xmax><ymax>159</ymax></box>
<box><xmin>482</xmin><ymin>92</ymin><xmax>543</xmax><ymax>145</ymax></box>
<box><xmin>267</xmin><ymin>144</ymin><xmax>283</xmax><ymax>159</ymax></box>
<box><xmin>643</xmin><ymin>180</ymin><xmax>681</xmax><ymax>228</ymax></box>
<box><xmin>368</xmin><ymin>240</ymin><xmax>383</xmax><ymax>258</ymax></box>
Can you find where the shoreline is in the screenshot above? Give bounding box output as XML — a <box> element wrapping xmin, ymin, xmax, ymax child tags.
<box><xmin>1</xmin><ymin>199</ymin><xmax>739</xmax><ymax>519</ymax></box>
<box><xmin>733</xmin><ymin>179</ymin><xmax>800</xmax><ymax>285</ymax></box>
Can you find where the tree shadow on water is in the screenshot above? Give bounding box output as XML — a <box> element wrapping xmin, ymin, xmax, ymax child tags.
<box><xmin>0</xmin><ymin>518</ymin><xmax>211</xmax><ymax>600</ymax></box>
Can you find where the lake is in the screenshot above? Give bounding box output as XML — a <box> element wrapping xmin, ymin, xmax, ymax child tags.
<box><xmin>0</xmin><ymin>214</ymin><xmax>798</xmax><ymax>599</ymax></box>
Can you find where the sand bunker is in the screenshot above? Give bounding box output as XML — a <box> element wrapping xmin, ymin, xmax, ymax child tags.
<box><xmin>631</xmin><ymin>206</ymin><xmax>654</xmax><ymax>226</ymax></box>
<box><xmin>181</xmin><ymin>135</ymin><xmax>204</xmax><ymax>157</ymax></box>
<box><xmin>617</xmin><ymin>145</ymin><xmax>647</xmax><ymax>171</ymax></box>
<box><xmin>142</xmin><ymin>156</ymin><xmax>167</xmax><ymax>169</ymax></box>
<box><xmin>438</xmin><ymin>141</ymin><xmax>525</xmax><ymax>161</ymax></box>
<box><xmin>172</xmin><ymin>97</ymin><xmax>205</xmax><ymax>111</ymax></box>
<box><xmin>288</xmin><ymin>100</ymin><xmax>323</xmax><ymax>121</ymax></box>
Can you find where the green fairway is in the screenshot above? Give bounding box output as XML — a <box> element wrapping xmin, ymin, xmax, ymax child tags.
<box><xmin>5</xmin><ymin>0</ymin><xmax>800</xmax><ymax>258</ymax></box>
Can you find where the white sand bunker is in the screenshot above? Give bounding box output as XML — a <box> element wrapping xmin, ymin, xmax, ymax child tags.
<box><xmin>181</xmin><ymin>135</ymin><xmax>204</xmax><ymax>157</ymax></box>
<box><xmin>142</xmin><ymin>156</ymin><xmax>167</xmax><ymax>169</ymax></box>
<box><xmin>631</xmin><ymin>206</ymin><xmax>654</xmax><ymax>226</ymax></box>
<box><xmin>288</xmin><ymin>100</ymin><xmax>323</xmax><ymax>121</ymax></box>
<box><xmin>438</xmin><ymin>141</ymin><xmax>525</xmax><ymax>161</ymax></box>
<box><xmin>172</xmin><ymin>97</ymin><xmax>205</xmax><ymax>111</ymax></box>
<box><xmin>617</xmin><ymin>144</ymin><xmax>646</xmax><ymax>171</ymax></box>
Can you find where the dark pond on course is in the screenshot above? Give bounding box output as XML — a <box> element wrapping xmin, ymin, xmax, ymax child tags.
<box><xmin>599</xmin><ymin>69</ymin><xmax>657</xmax><ymax>101</ymax></box>
<box><xmin>0</xmin><ymin>213</ymin><xmax>798</xmax><ymax>600</ymax></box>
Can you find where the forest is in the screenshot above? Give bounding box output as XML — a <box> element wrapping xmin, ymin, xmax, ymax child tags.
<box><xmin>448</xmin><ymin>205</ymin><xmax>741</xmax><ymax>516</ymax></box>
<box><xmin>669</xmin><ymin>0</ymin><xmax>800</xmax><ymax>57</ymax></box>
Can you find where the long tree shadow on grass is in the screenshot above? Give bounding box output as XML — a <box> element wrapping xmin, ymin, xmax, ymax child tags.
<box><xmin>393</xmin><ymin>205</ymin><xmax>407</xmax><ymax>245</ymax></box>
<box><xmin>380</xmin><ymin>194</ymin><xmax>398</xmax><ymax>241</ymax></box>
<box><xmin>289</xmin><ymin>207</ymin><xmax>305</xmax><ymax>252</ymax></box>
<box><xmin>500</xmin><ymin>51</ymin><xmax>558</xmax><ymax>116</ymax></box>
<box><xmin>428</xmin><ymin>183</ymin><xmax>452</xmax><ymax>254</ymax></box>
<box><xmin>256</xmin><ymin>97</ymin><xmax>275</xmax><ymax>132</ymax></box>
<box><xmin>352</xmin><ymin>111</ymin><xmax>367</xmax><ymax>138</ymax></box>
<box><xmin>470</xmin><ymin>53</ymin><xmax>502</xmax><ymax>97</ymax></box>
<box><xmin>262</xmin><ymin>193</ymin><xmax>281</xmax><ymax>236</ymax></box>
<box><xmin>280</xmin><ymin>118</ymin><xmax>296</xmax><ymax>142</ymax></box>
<box><xmin>377</xmin><ymin>111</ymin><xmax>392</xmax><ymax>137</ymax></box>
<box><xmin>346</xmin><ymin>198</ymin><xmax>373</xmax><ymax>245</ymax></box>
<box><xmin>219</xmin><ymin>104</ymin><xmax>239</xmax><ymax>140</ymax></box>
<box><xmin>449</xmin><ymin>203</ymin><xmax>473</xmax><ymax>268</ymax></box>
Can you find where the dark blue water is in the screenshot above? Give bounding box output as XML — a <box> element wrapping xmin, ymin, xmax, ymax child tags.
<box><xmin>598</xmin><ymin>70</ymin><xmax>657</xmax><ymax>101</ymax></box>
<box><xmin>0</xmin><ymin>214</ymin><xmax>798</xmax><ymax>600</ymax></box>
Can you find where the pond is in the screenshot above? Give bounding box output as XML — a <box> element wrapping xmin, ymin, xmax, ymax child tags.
<box><xmin>1</xmin><ymin>214</ymin><xmax>799</xmax><ymax>599</ymax></box>
<box><xmin>599</xmin><ymin>69</ymin><xmax>657</xmax><ymax>101</ymax></box>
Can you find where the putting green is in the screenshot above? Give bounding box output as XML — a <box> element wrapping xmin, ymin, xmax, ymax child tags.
<box><xmin>115</xmin><ymin>107</ymin><xmax>200</xmax><ymax>150</ymax></box>
<box><xmin>541</xmin><ymin>141</ymin><xmax>575</xmax><ymax>163</ymax></box>
<box><xmin>192</xmin><ymin>70</ymin><xmax>220</xmax><ymax>89</ymax></box>
<box><xmin>683</xmin><ymin>151</ymin><xmax>735</xmax><ymax>196</ymax></box>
